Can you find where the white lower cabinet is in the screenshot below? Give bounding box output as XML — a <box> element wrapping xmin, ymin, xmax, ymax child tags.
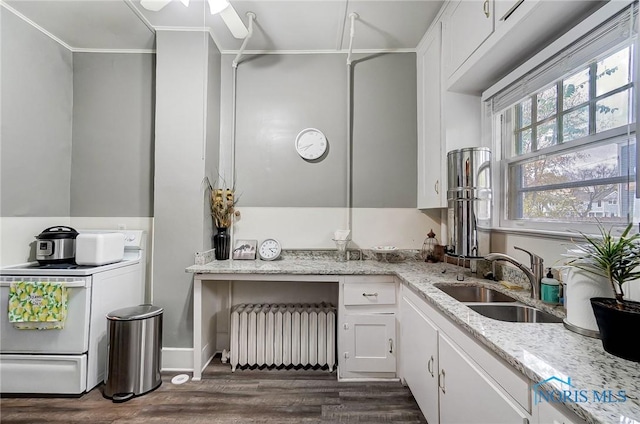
<box><xmin>342</xmin><ymin>313</ymin><xmax>396</xmax><ymax>373</ymax></box>
<box><xmin>438</xmin><ymin>334</ymin><xmax>529</xmax><ymax>424</ymax></box>
<box><xmin>536</xmin><ymin>399</ymin><xmax>585</xmax><ymax>424</ymax></box>
<box><xmin>400</xmin><ymin>286</ymin><xmax>531</xmax><ymax>424</ymax></box>
<box><xmin>401</xmin><ymin>296</ymin><xmax>439</xmax><ymax>424</ymax></box>
<box><xmin>338</xmin><ymin>276</ymin><xmax>397</xmax><ymax>379</ymax></box>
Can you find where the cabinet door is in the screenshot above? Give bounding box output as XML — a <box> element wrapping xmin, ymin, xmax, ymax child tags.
<box><xmin>417</xmin><ymin>23</ymin><xmax>444</xmax><ymax>209</ymax></box>
<box><xmin>494</xmin><ymin>0</ymin><xmax>525</xmax><ymax>25</ymax></box>
<box><xmin>537</xmin><ymin>399</ymin><xmax>585</xmax><ymax>424</ymax></box>
<box><xmin>342</xmin><ymin>314</ymin><xmax>396</xmax><ymax>373</ymax></box>
<box><xmin>401</xmin><ymin>296</ymin><xmax>439</xmax><ymax>424</ymax></box>
<box><xmin>444</xmin><ymin>0</ymin><xmax>494</xmax><ymax>77</ymax></box>
<box><xmin>439</xmin><ymin>334</ymin><xmax>529</xmax><ymax>424</ymax></box>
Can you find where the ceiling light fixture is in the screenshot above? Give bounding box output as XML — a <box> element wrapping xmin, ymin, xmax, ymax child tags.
<box><xmin>140</xmin><ymin>0</ymin><xmax>227</xmax><ymax>14</ymax></box>
<box><xmin>207</xmin><ymin>0</ymin><xmax>229</xmax><ymax>15</ymax></box>
<box><xmin>139</xmin><ymin>0</ymin><xmax>248</xmax><ymax>39</ymax></box>
<box><xmin>139</xmin><ymin>0</ymin><xmax>171</xmax><ymax>12</ymax></box>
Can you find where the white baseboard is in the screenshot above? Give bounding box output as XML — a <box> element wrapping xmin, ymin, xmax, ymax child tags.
<box><xmin>161</xmin><ymin>346</ymin><xmax>219</xmax><ymax>372</ymax></box>
<box><xmin>161</xmin><ymin>347</ymin><xmax>194</xmax><ymax>372</ymax></box>
<box><xmin>201</xmin><ymin>342</ymin><xmax>216</xmax><ymax>372</ymax></box>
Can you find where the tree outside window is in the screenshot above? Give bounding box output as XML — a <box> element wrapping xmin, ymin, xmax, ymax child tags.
<box><xmin>507</xmin><ymin>45</ymin><xmax>635</xmax><ymax>224</ymax></box>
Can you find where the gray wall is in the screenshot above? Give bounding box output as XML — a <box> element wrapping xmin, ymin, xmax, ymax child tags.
<box><xmin>352</xmin><ymin>53</ymin><xmax>417</xmax><ymax>208</ymax></box>
<box><xmin>71</xmin><ymin>52</ymin><xmax>155</xmax><ymax>217</ymax></box>
<box><xmin>232</xmin><ymin>54</ymin><xmax>348</xmax><ymax>207</ymax></box>
<box><xmin>1</xmin><ymin>10</ymin><xmax>73</xmax><ymax>217</ymax></box>
<box><xmin>203</xmin><ymin>37</ymin><xmax>221</xmax><ymax>248</ymax></box>
<box><xmin>231</xmin><ymin>53</ymin><xmax>417</xmax><ymax>208</ymax></box>
<box><xmin>153</xmin><ymin>31</ymin><xmax>211</xmax><ymax>348</ymax></box>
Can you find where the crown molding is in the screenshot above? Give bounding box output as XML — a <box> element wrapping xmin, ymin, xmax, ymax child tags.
<box><xmin>1</xmin><ymin>1</ymin><xmax>73</xmax><ymax>51</ymax></box>
<box><xmin>71</xmin><ymin>48</ymin><xmax>156</xmax><ymax>54</ymax></box>
<box><xmin>2</xmin><ymin>1</ymin><xmax>155</xmax><ymax>54</ymax></box>
<box><xmin>219</xmin><ymin>48</ymin><xmax>417</xmax><ymax>55</ymax></box>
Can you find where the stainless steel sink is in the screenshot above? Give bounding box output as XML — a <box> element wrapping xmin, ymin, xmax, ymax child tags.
<box><xmin>433</xmin><ymin>284</ymin><xmax>518</xmax><ymax>303</ymax></box>
<box><xmin>468</xmin><ymin>304</ymin><xmax>563</xmax><ymax>323</ymax></box>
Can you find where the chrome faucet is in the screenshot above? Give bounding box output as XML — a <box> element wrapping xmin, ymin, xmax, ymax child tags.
<box><xmin>484</xmin><ymin>246</ymin><xmax>544</xmax><ymax>300</ymax></box>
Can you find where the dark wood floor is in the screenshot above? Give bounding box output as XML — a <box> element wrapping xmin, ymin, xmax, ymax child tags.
<box><xmin>0</xmin><ymin>360</ymin><xmax>426</xmax><ymax>423</ymax></box>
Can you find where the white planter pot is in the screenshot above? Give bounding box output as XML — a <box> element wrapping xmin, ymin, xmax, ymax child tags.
<box><xmin>564</xmin><ymin>268</ymin><xmax>614</xmax><ymax>334</ymax></box>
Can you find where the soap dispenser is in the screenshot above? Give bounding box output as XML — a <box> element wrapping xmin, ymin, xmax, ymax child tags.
<box><xmin>541</xmin><ymin>268</ymin><xmax>560</xmax><ymax>304</ymax></box>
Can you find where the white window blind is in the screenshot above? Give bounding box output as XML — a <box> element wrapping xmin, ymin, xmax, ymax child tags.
<box><xmin>489</xmin><ymin>3</ymin><xmax>638</xmax><ymax>114</ymax></box>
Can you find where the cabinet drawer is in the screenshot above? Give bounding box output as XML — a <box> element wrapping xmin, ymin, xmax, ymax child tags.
<box><xmin>344</xmin><ymin>282</ymin><xmax>396</xmax><ymax>306</ymax></box>
<box><xmin>0</xmin><ymin>354</ymin><xmax>87</xmax><ymax>394</ymax></box>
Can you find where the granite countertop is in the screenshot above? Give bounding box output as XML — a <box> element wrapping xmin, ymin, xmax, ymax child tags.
<box><xmin>186</xmin><ymin>256</ymin><xmax>640</xmax><ymax>424</ymax></box>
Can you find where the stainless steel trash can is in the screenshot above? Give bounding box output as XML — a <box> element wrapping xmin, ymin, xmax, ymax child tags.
<box><xmin>103</xmin><ymin>304</ymin><xmax>163</xmax><ymax>402</ymax></box>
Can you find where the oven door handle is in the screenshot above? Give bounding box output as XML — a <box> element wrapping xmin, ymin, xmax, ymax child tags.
<box><xmin>0</xmin><ymin>280</ymin><xmax>88</xmax><ymax>288</ymax></box>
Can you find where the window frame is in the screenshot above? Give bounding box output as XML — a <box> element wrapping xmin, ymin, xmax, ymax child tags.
<box><xmin>496</xmin><ymin>43</ymin><xmax>637</xmax><ymax>235</ymax></box>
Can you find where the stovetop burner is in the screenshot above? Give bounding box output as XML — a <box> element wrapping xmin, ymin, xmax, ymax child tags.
<box><xmin>26</xmin><ymin>263</ymin><xmax>95</xmax><ymax>270</ymax></box>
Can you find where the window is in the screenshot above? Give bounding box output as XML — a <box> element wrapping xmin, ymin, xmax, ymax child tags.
<box><xmin>485</xmin><ymin>3</ymin><xmax>639</xmax><ymax>232</ymax></box>
<box><xmin>504</xmin><ymin>45</ymin><xmax>635</xmax><ymax>227</ymax></box>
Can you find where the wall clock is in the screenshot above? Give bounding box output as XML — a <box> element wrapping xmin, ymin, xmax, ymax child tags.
<box><xmin>295</xmin><ymin>128</ymin><xmax>327</xmax><ymax>161</ymax></box>
<box><xmin>258</xmin><ymin>238</ymin><xmax>282</xmax><ymax>261</ymax></box>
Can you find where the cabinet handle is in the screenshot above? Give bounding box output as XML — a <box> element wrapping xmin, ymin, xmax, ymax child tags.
<box><xmin>427</xmin><ymin>355</ymin><xmax>434</xmax><ymax>377</ymax></box>
<box><xmin>434</xmin><ymin>179</ymin><xmax>439</xmax><ymax>195</ymax></box>
<box><xmin>438</xmin><ymin>369</ymin><xmax>446</xmax><ymax>394</ymax></box>
<box><xmin>483</xmin><ymin>0</ymin><xmax>490</xmax><ymax>18</ymax></box>
<box><xmin>389</xmin><ymin>338</ymin><xmax>394</xmax><ymax>354</ymax></box>
<box><xmin>362</xmin><ymin>292</ymin><xmax>378</xmax><ymax>297</ymax></box>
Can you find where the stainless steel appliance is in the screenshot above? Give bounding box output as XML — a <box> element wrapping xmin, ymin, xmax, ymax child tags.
<box><xmin>447</xmin><ymin>147</ymin><xmax>491</xmax><ymax>258</ymax></box>
<box><xmin>35</xmin><ymin>226</ymin><xmax>79</xmax><ymax>264</ymax></box>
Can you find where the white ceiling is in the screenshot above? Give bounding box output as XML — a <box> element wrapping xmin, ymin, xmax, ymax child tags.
<box><xmin>3</xmin><ymin>0</ymin><xmax>156</xmax><ymax>50</ymax></box>
<box><xmin>2</xmin><ymin>0</ymin><xmax>444</xmax><ymax>52</ymax></box>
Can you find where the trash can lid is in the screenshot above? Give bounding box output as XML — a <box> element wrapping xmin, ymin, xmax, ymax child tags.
<box><xmin>107</xmin><ymin>304</ymin><xmax>163</xmax><ymax>321</ymax></box>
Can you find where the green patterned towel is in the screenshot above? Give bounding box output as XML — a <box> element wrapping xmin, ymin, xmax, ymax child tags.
<box><xmin>8</xmin><ymin>282</ymin><xmax>68</xmax><ymax>330</ymax></box>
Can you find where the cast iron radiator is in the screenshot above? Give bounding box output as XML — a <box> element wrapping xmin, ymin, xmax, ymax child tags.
<box><xmin>229</xmin><ymin>303</ymin><xmax>336</xmax><ymax>372</ymax></box>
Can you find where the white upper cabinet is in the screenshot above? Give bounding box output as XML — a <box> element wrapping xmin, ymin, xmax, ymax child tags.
<box><xmin>443</xmin><ymin>0</ymin><xmax>494</xmax><ymax>79</ymax></box>
<box><xmin>442</xmin><ymin>0</ymin><xmax>603</xmax><ymax>93</ymax></box>
<box><xmin>417</xmin><ymin>22</ymin><xmax>446</xmax><ymax>209</ymax></box>
<box><xmin>494</xmin><ymin>0</ymin><xmax>526</xmax><ymax>25</ymax></box>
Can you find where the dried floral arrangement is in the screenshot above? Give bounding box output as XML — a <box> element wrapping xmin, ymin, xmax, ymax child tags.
<box><xmin>204</xmin><ymin>177</ymin><xmax>237</xmax><ymax>229</ymax></box>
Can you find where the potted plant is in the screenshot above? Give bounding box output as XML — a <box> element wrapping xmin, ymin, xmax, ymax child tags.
<box><xmin>204</xmin><ymin>177</ymin><xmax>236</xmax><ymax>260</ymax></box>
<box><xmin>567</xmin><ymin>222</ymin><xmax>640</xmax><ymax>362</ymax></box>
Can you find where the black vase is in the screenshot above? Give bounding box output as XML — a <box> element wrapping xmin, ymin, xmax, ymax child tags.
<box><xmin>213</xmin><ymin>227</ymin><xmax>231</xmax><ymax>260</ymax></box>
<box><xmin>591</xmin><ymin>297</ymin><xmax>640</xmax><ymax>362</ymax></box>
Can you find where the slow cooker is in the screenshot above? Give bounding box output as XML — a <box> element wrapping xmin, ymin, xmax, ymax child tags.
<box><xmin>36</xmin><ymin>226</ymin><xmax>79</xmax><ymax>264</ymax></box>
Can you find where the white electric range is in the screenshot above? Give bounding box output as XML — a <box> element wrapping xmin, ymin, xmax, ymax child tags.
<box><xmin>0</xmin><ymin>230</ymin><xmax>146</xmax><ymax>395</ymax></box>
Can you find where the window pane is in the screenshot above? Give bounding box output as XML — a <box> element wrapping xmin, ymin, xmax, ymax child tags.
<box><xmin>596</xmin><ymin>47</ymin><xmax>630</xmax><ymax>96</ymax></box>
<box><xmin>515</xmin><ymin>128</ymin><xmax>532</xmax><ymax>156</ymax></box>
<box><xmin>517</xmin><ymin>99</ymin><xmax>532</xmax><ymax>129</ymax></box>
<box><xmin>563</xmin><ymin>68</ymin><xmax>590</xmax><ymax>109</ymax></box>
<box><xmin>536</xmin><ymin>119</ymin><xmax>557</xmax><ymax>150</ymax></box>
<box><xmin>518</xmin><ymin>144</ymin><xmax>624</xmax><ymax>189</ymax></box>
<box><xmin>562</xmin><ymin>106</ymin><xmax>589</xmax><ymax>142</ymax></box>
<box><xmin>536</xmin><ymin>86</ymin><xmax>557</xmax><ymax>121</ymax></box>
<box><xmin>509</xmin><ymin>140</ymin><xmax>636</xmax><ymax>223</ymax></box>
<box><xmin>516</xmin><ymin>187</ymin><xmax>630</xmax><ymax>223</ymax></box>
<box><xmin>596</xmin><ymin>89</ymin><xmax>630</xmax><ymax>132</ymax></box>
